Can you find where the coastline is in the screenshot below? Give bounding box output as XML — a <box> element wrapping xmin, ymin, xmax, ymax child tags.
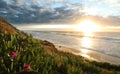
<box><xmin>1</xmin><ymin>17</ymin><xmax>120</xmax><ymax>73</ymax></box>
<box><xmin>23</xmin><ymin>30</ymin><xmax>120</xmax><ymax>65</ymax></box>
<box><xmin>55</xmin><ymin>45</ymin><xmax>120</xmax><ymax>65</ymax></box>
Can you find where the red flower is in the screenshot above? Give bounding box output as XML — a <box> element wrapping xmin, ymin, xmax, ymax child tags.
<box><xmin>11</xmin><ymin>52</ymin><xmax>17</xmax><ymax>58</ymax></box>
<box><xmin>24</xmin><ymin>64</ymin><xmax>30</xmax><ymax>71</ymax></box>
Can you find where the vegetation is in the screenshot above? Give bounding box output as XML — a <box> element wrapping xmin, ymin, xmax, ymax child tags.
<box><xmin>0</xmin><ymin>17</ymin><xmax>120</xmax><ymax>74</ymax></box>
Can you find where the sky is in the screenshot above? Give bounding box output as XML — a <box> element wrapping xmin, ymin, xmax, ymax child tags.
<box><xmin>49</xmin><ymin>0</ymin><xmax>120</xmax><ymax>17</ymax></box>
<box><xmin>0</xmin><ymin>0</ymin><xmax>120</xmax><ymax>27</ymax></box>
<box><xmin>83</xmin><ymin>0</ymin><xmax>120</xmax><ymax>16</ymax></box>
<box><xmin>3</xmin><ymin>0</ymin><xmax>120</xmax><ymax>17</ymax></box>
<box><xmin>1</xmin><ymin>0</ymin><xmax>120</xmax><ymax>32</ymax></box>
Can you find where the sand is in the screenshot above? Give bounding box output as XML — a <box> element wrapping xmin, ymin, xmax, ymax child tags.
<box><xmin>55</xmin><ymin>45</ymin><xmax>120</xmax><ymax>65</ymax></box>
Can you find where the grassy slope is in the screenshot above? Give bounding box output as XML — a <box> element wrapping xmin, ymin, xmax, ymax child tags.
<box><xmin>0</xmin><ymin>17</ymin><xmax>120</xmax><ymax>74</ymax></box>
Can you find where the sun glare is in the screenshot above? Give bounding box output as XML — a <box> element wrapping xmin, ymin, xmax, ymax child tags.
<box><xmin>76</xmin><ymin>20</ymin><xmax>101</xmax><ymax>36</ymax></box>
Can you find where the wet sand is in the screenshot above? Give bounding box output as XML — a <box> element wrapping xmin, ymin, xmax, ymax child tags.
<box><xmin>55</xmin><ymin>45</ymin><xmax>120</xmax><ymax>65</ymax></box>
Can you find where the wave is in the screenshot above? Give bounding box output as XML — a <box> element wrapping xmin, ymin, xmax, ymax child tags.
<box><xmin>24</xmin><ymin>31</ymin><xmax>120</xmax><ymax>58</ymax></box>
<box><xmin>56</xmin><ymin>32</ymin><xmax>120</xmax><ymax>43</ymax></box>
<box><xmin>79</xmin><ymin>46</ymin><xmax>120</xmax><ymax>58</ymax></box>
<box><xmin>26</xmin><ymin>31</ymin><xmax>120</xmax><ymax>43</ymax></box>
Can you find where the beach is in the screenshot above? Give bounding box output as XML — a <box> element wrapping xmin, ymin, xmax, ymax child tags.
<box><xmin>55</xmin><ymin>45</ymin><xmax>120</xmax><ymax>65</ymax></box>
<box><xmin>23</xmin><ymin>31</ymin><xmax>120</xmax><ymax>65</ymax></box>
<box><xmin>1</xmin><ymin>1</ymin><xmax>120</xmax><ymax>73</ymax></box>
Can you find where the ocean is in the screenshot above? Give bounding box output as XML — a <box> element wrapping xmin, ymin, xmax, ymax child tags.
<box><xmin>23</xmin><ymin>30</ymin><xmax>120</xmax><ymax>59</ymax></box>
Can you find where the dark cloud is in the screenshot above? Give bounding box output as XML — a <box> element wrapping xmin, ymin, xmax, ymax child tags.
<box><xmin>0</xmin><ymin>0</ymin><xmax>120</xmax><ymax>26</ymax></box>
<box><xmin>0</xmin><ymin>0</ymin><xmax>8</xmax><ymax>9</ymax></box>
<box><xmin>0</xmin><ymin>0</ymin><xmax>83</xmax><ymax>24</ymax></box>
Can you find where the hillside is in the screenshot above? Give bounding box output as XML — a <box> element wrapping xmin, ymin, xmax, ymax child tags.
<box><xmin>0</xmin><ymin>16</ymin><xmax>18</xmax><ymax>34</ymax></box>
<box><xmin>0</xmin><ymin>17</ymin><xmax>120</xmax><ymax>74</ymax></box>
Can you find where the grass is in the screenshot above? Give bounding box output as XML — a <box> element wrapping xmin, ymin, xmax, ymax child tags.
<box><xmin>0</xmin><ymin>17</ymin><xmax>120</xmax><ymax>74</ymax></box>
<box><xmin>0</xmin><ymin>32</ymin><xmax>120</xmax><ymax>74</ymax></box>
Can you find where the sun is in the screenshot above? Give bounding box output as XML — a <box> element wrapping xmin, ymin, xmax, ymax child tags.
<box><xmin>76</xmin><ymin>20</ymin><xmax>101</xmax><ymax>36</ymax></box>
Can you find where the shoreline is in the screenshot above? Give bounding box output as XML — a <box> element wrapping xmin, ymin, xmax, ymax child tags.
<box><xmin>55</xmin><ymin>45</ymin><xmax>120</xmax><ymax>65</ymax></box>
<box><xmin>23</xmin><ymin>30</ymin><xmax>120</xmax><ymax>65</ymax></box>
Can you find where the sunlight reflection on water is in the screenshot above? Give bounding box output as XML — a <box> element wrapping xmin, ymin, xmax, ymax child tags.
<box><xmin>80</xmin><ymin>32</ymin><xmax>94</xmax><ymax>59</ymax></box>
<box><xmin>81</xmin><ymin>37</ymin><xmax>92</xmax><ymax>48</ymax></box>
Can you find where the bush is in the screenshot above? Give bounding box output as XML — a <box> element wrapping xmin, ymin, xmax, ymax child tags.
<box><xmin>0</xmin><ymin>32</ymin><xmax>120</xmax><ymax>74</ymax></box>
<box><xmin>0</xmin><ymin>33</ymin><xmax>44</xmax><ymax>73</ymax></box>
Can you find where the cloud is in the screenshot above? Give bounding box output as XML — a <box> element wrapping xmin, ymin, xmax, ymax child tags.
<box><xmin>100</xmin><ymin>0</ymin><xmax>120</xmax><ymax>6</ymax></box>
<box><xmin>45</xmin><ymin>0</ymin><xmax>67</xmax><ymax>2</ymax></box>
<box><xmin>3</xmin><ymin>0</ymin><xmax>67</xmax><ymax>6</ymax></box>
<box><xmin>0</xmin><ymin>0</ymin><xmax>120</xmax><ymax>25</ymax></box>
<box><xmin>82</xmin><ymin>0</ymin><xmax>120</xmax><ymax>16</ymax></box>
<box><xmin>96</xmin><ymin>0</ymin><xmax>120</xmax><ymax>16</ymax></box>
<box><xmin>0</xmin><ymin>0</ymin><xmax>8</xmax><ymax>8</ymax></box>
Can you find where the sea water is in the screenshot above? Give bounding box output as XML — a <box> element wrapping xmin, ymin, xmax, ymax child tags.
<box><xmin>24</xmin><ymin>31</ymin><xmax>120</xmax><ymax>58</ymax></box>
